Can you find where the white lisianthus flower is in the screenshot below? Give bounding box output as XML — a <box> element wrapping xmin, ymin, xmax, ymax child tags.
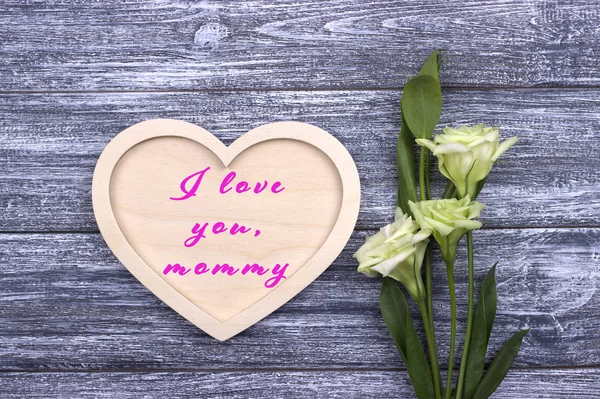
<box><xmin>416</xmin><ymin>124</ymin><xmax>518</xmax><ymax>198</ymax></box>
<box><xmin>354</xmin><ymin>208</ymin><xmax>429</xmax><ymax>300</ymax></box>
<box><xmin>409</xmin><ymin>197</ymin><xmax>484</xmax><ymax>265</ymax></box>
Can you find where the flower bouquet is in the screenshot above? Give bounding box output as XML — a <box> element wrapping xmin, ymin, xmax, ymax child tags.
<box><xmin>355</xmin><ymin>51</ymin><xmax>528</xmax><ymax>399</ymax></box>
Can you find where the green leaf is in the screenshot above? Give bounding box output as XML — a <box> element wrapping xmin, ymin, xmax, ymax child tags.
<box><xmin>381</xmin><ymin>278</ymin><xmax>435</xmax><ymax>399</ymax></box>
<box><xmin>419</xmin><ymin>50</ymin><xmax>441</xmax><ymax>81</ymax></box>
<box><xmin>472</xmin><ymin>329</ymin><xmax>530</xmax><ymax>399</ymax></box>
<box><xmin>396</xmin><ymin>116</ymin><xmax>418</xmax><ymax>214</ymax></box>
<box><xmin>463</xmin><ymin>263</ymin><xmax>498</xmax><ymax>399</ymax></box>
<box><xmin>396</xmin><ymin>50</ymin><xmax>443</xmax><ymax>210</ymax></box>
<box><xmin>401</xmin><ymin>74</ymin><xmax>442</xmax><ymax>139</ymax></box>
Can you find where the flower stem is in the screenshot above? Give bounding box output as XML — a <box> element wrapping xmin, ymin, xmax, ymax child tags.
<box><xmin>419</xmin><ymin>147</ymin><xmax>442</xmax><ymax>397</ymax></box>
<box><xmin>419</xmin><ymin>148</ymin><xmax>432</xmax><ymax>322</ymax></box>
<box><xmin>419</xmin><ymin>148</ymin><xmax>434</xmax><ymax>322</ymax></box>
<box><xmin>420</xmin><ymin>148</ymin><xmax>434</xmax><ymax>323</ymax></box>
<box><xmin>418</xmin><ymin>299</ymin><xmax>443</xmax><ymax>399</ymax></box>
<box><xmin>445</xmin><ymin>259</ymin><xmax>457</xmax><ymax>399</ymax></box>
<box><xmin>424</xmin><ymin>148</ymin><xmax>431</xmax><ymax>200</ymax></box>
<box><xmin>455</xmin><ymin>232</ymin><xmax>475</xmax><ymax>399</ymax></box>
<box><xmin>419</xmin><ymin>148</ymin><xmax>427</xmax><ymax>202</ymax></box>
<box><xmin>425</xmin><ymin>248</ymin><xmax>434</xmax><ymax>338</ymax></box>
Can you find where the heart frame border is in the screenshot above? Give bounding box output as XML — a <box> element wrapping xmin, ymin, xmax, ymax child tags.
<box><xmin>92</xmin><ymin>119</ymin><xmax>360</xmax><ymax>341</ymax></box>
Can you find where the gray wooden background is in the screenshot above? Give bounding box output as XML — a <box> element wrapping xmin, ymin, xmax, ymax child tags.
<box><xmin>1</xmin><ymin>1</ymin><xmax>599</xmax><ymax>398</ymax></box>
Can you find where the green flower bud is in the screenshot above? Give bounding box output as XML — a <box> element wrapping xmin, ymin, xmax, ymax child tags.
<box><xmin>416</xmin><ymin>124</ymin><xmax>518</xmax><ymax>198</ymax></box>
<box><xmin>354</xmin><ymin>208</ymin><xmax>429</xmax><ymax>301</ymax></box>
<box><xmin>409</xmin><ymin>197</ymin><xmax>484</xmax><ymax>265</ymax></box>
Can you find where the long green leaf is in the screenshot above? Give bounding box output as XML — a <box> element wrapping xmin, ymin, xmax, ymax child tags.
<box><xmin>396</xmin><ymin>49</ymin><xmax>442</xmax><ymax>213</ymax></box>
<box><xmin>463</xmin><ymin>263</ymin><xmax>498</xmax><ymax>399</ymax></box>
<box><xmin>419</xmin><ymin>50</ymin><xmax>441</xmax><ymax>81</ymax></box>
<box><xmin>396</xmin><ymin>116</ymin><xmax>418</xmax><ymax>214</ymax></box>
<box><xmin>381</xmin><ymin>278</ymin><xmax>435</xmax><ymax>399</ymax></box>
<box><xmin>472</xmin><ymin>329</ymin><xmax>530</xmax><ymax>399</ymax></box>
<box><xmin>401</xmin><ymin>75</ymin><xmax>442</xmax><ymax>139</ymax></box>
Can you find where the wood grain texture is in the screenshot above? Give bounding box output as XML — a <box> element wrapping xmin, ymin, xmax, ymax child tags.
<box><xmin>1</xmin><ymin>0</ymin><xmax>599</xmax><ymax>91</ymax></box>
<box><xmin>92</xmin><ymin>119</ymin><xmax>360</xmax><ymax>339</ymax></box>
<box><xmin>2</xmin><ymin>1</ymin><xmax>599</xmax><ymax>395</ymax></box>
<box><xmin>0</xmin><ymin>229</ymin><xmax>598</xmax><ymax>370</ymax></box>
<box><xmin>1</xmin><ymin>369</ymin><xmax>600</xmax><ymax>398</ymax></box>
<box><xmin>1</xmin><ymin>89</ymin><xmax>598</xmax><ymax>231</ymax></box>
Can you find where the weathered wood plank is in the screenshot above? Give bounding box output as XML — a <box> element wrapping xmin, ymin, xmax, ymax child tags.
<box><xmin>1</xmin><ymin>89</ymin><xmax>599</xmax><ymax>231</ymax></box>
<box><xmin>1</xmin><ymin>369</ymin><xmax>600</xmax><ymax>398</ymax></box>
<box><xmin>0</xmin><ymin>229</ymin><xmax>597</xmax><ymax>370</ymax></box>
<box><xmin>1</xmin><ymin>0</ymin><xmax>599</xmax><ymax>91</ymax></box>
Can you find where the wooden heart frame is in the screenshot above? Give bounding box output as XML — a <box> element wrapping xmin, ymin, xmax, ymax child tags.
<box><xmin>92</xmin><ymin>119</ymin><xmax>360</xmax><ymax>341</ymax></box>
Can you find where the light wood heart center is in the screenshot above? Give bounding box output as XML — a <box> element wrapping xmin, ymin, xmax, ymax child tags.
<box><xmin>110</xmin><ymin>136</ymin><xmax>342</xmax><ymax>322</ymax></box>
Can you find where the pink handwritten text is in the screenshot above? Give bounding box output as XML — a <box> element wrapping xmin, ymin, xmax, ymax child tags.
<box><xmin>184</xmin><ymin>221</ymin><xmax>261</xmax><ymax>247</ymax></box>
<box><xmin>163</xmin><ymin>262</ymin><xmax>289</xmax><ymax>288</ymax></box>
<box><xmin>170</xmin><ymin>167</ymin><xmax>285</xmax><ymax>201</ymax></box>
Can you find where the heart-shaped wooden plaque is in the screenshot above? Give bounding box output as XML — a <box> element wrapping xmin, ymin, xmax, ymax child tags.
<box><xmin>92</xmin><ymin>119</ymin><xmax>360</xmax><ymax>341</ymax></box>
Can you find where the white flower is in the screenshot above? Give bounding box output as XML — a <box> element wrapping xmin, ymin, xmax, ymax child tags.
<box><xmin>409</xmin><ymin>197</ymin><xmax>484</xmax><ymax>265</ymax></box>
<box><xmin>354</xmin><ymin>208</ymin><xmax>429</xmax><ymax>300</ymax></box>
<box><xmin>416</xmin><ymin>124</ymin><xmax>518</xmax><ymax>198</ymax></box>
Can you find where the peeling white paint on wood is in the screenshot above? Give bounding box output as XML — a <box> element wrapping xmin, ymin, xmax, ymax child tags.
<box><xmin>0</xmin><ymin>229</ymin><xmax>597</xmax><ymax>370</ymax></box>
<box><xmin>2</xmin><ymin>369</ymin><xmax>600</xmax><ymax>398</ymax></box>
<box><xmin>1</xmin><ymin>1</ymin><xmax>600</xmax><ymax>90</ymax></box>
<box><xmin>1</xmin><ymin>0</ymin><xmax>599</xmax><ymax>396</ymax></box>
<box><xmin>1</xmin><ymin>89</ymin><xmax>599</xmax><ymax>231</ymax></box>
